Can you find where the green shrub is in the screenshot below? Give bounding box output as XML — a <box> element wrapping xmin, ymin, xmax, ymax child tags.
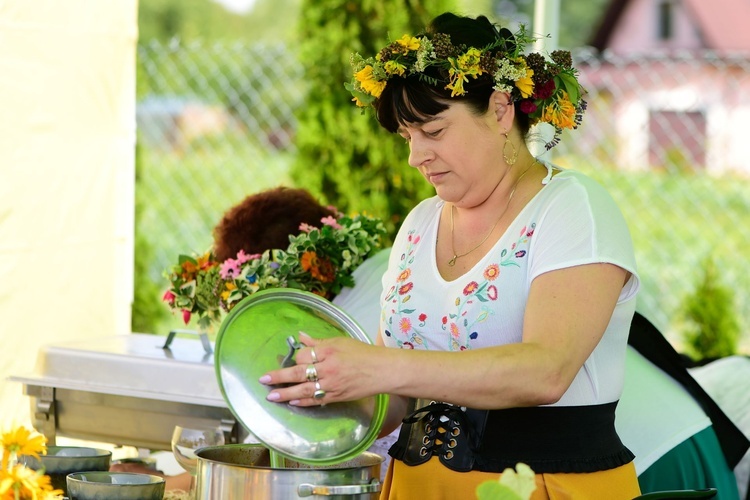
<box><xmin>680</xmin><ymin>256</ymin><xmax>739</xmax><ymax>361</ymax></box>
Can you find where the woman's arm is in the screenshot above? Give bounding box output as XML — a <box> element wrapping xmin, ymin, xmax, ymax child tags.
<box><xmin>261</xmin><ymin>262</ymin><xmax>627</xmax><ymax>410</ymax></box>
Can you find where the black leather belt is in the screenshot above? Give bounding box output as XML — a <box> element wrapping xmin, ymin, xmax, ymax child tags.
<box><xmin>389</xmin><ymin>399</ymin><xmax>634</xmax><ymax>474</ymax></box>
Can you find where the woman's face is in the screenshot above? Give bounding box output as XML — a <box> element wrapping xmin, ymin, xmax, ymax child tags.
<box><xmin>397</xmin><ymin>100</ymin><xmax>506</xmax><ymax>209</ymax></box>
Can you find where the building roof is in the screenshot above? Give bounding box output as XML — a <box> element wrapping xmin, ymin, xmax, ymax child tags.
<box><xmin>591</xmin><ymin>0</ymin><xmax>750</xmax><ymax>52</ymax></box>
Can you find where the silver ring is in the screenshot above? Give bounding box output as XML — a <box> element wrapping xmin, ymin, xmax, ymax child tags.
<box><xmin>310</xmin><ymin>348</ymin><xmax>318</xmax><ymax>364</ymax></box>
<box><xmin>305</xmin><ymin>364</ymin><xmax>318</xmax><ymax>382</ymax></box>
<box><xmin>313</xmin><ymin>381</ymin><xmax>326</xmax><ymax>400</ymax></box>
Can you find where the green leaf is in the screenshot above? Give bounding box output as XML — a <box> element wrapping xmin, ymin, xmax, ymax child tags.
<box><xmin>178</xmin><ymin>254</ymin><xmax>198</xmax><ymax>265</ymax></box>
<box><xmin>476</xmin><ymin>482</ymin><xmax>523</xmax><ymax>500</ymax></box>
<box><xmin>557</xmin><ymin>72</ymin><xmax>580</xmax><ymax>103</ymax></box>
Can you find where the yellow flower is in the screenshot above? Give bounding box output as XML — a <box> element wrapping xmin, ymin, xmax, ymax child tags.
<box><xmin>456</xmin><ymin>48</ymin><xmax>483</xmax><ymax>76</ymax></box>
<box><xmin>384</xmin><ymin>60</ymin><xmax>406</xmax><ymax>76</ymax></box>
<box><xmin>446</xmin><ymin>70</ymin><xmax>468</xmax><ymax>97</ymax></box>
<box><xmin>220</xmin><ymin>281</ymin><xmax>237</xmax><ymax>302</ymax></box>
<box><xmin>542</xmin><ymin>91</ymin><xmax>577</xmax><ymax>129</ymax></box>
<box><xmin>0</xmin><ymin>464</ymin><xmax>63</xmax><ymax>499</ymax></box>
<box><xmin>1</xmin><ymin>426</ymin><xmax>47</xmax><ymax>470</ymax></box>
<box><xmin>354</xmin><ymin>65</ymin><xmax>386</xmax><ymax>98</ymax></box>
<box><xmin>515</xmin><ymin>63</ymin><xmax>535</xmax><ymax>98</ymax></box>
<box><xmin>395</xmin><ymin>34</ymin><xmax>420</xmax><ymax>53</ymax></box>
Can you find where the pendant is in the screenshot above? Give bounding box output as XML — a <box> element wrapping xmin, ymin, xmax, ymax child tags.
<box><xmin>448</xmin><ymin>255</ymin><xmax>457</xmax><ymax>266</ymax></box>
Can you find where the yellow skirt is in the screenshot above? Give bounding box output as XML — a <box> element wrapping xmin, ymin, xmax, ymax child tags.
<box><xmin>379</xmin><ymin>457</ymin><xmax>641</xmax><ymax>500</ymax></box>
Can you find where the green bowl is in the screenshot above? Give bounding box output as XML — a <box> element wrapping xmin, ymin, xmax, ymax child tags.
<box><xmin>20</xmin><ymin>446</ymin><xmax>111</xmax><ymax>494</ymax></box>
<box><xmin>66</xmin><ymin>471</ymin><xmax>165</xmax><ymax>500</ymax></box>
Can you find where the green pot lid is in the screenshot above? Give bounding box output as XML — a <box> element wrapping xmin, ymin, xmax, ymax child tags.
<box><xmin>214</xmin><ymin>288</ymin><xmax>388</xmax><ymax>465</ymax></box>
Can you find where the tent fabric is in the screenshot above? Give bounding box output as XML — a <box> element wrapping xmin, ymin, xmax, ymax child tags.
<box><xmin>0</xmin><ymin>0</ymin><xmax>137</xmax><ymax>428</ymax></box>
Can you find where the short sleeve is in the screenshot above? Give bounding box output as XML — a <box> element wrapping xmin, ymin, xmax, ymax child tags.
<box><xmin>526</xmin><ymin>173</ymin><xmax>639</xmax><ymax>302</ymax></box>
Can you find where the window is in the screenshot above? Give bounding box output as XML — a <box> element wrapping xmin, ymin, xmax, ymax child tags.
<box><xmin>658</xmin><ymin>1</ymin><xmax>674</xmax><ymax>40</ymax></box>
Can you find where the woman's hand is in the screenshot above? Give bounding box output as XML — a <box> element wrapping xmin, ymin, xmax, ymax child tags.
<box><xmin>259</xmin><ymin>332</ymin><xmax>384</xmax><ymax>407</ymax></box>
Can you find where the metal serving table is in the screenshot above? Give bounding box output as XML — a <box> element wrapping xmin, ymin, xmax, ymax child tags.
<box><xmin>10</xmin><ymin>332</ymin><xmax>246</xmax><ymax>451</ymax></box>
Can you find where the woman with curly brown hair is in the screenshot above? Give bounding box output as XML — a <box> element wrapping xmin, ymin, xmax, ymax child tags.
<box><xmin>212</xmin><ymin>186</ymin><xmax>335</xmax><ymax>263</ymax></box>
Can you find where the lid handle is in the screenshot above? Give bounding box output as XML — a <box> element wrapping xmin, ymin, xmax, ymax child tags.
<box><xmin>280</xmin><ymin>335</ymin><xmax>302</xmax><ymax>368</ymax></box>
<box><xmin>162</xmin><ymin>329</ymin><xmax>213</xmax><ymax>354</ymax></box>
<box><xmin>298</xmin><ymin>479</ymin><xmax>381</xmax><ymax>497</ymax></box>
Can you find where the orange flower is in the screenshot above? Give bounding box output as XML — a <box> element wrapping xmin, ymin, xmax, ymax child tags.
<box><xmin>196</xmin><ymin>251</ymin><xmax>216</xmax><ymax>270</ymax></box>
<box><xmin>181</xmin><ymin>260</ymin><xmax>198</xmax><ymax>279</ymax></box>
<box><xmin>300</xmin><ymin>251</ymin><xmax>335</xmax><ymax>283</ymax></box>
<box><xmin>542</xmin><ymin>91</ymin><xmax>577</xmax><ymax>129</ymax></box>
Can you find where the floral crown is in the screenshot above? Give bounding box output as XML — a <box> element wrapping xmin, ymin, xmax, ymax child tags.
<box><xmin>346</xmin><ymin>24</ymin><xmax>586</xmax><ymax>149</ymax></box>
<box><xmin>163</xmin><ymin>211</ymin><xmax>387</xmax><ymax>331</ymax></box>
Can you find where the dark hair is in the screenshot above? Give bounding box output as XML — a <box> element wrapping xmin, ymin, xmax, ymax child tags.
<box><xmin>373</xmin><ymin>12</ymin><xmax>530</xmax><ymax>136</ymax></box>
<box><xmin>212</xmin><ymin>187</ymin><xmax>335</xmax><ymax>262</ymax></box>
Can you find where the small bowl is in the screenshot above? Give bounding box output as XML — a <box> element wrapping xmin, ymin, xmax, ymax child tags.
<box><xmin>20</xmin><ymin>446</ymin><xmax>111</xmax><ymax>494</ymax></box>
<box><xmin>66</xmin><ymin>471</ymin><xmax>166</xmax><ymax>500</ymax></box>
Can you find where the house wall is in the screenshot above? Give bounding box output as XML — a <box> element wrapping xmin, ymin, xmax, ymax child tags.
<box><xmin>580</xmin><ymin>59</ymin><xmax>750</xmax><ymax>175</ymax></box>
<box><xmin>589</xmin><ymin>0</ymin><xmax>750</xmax><ymax>175</ymax></box>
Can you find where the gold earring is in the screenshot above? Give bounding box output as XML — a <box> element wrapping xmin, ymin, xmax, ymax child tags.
<box><xmin>503</xmin><ymin>133</ymin><xmax>518</xmax><ymax>166</ymax></box>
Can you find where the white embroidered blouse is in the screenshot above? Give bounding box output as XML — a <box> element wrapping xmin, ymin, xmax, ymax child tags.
<box><xmin>379</xmin><ymin>167</ymin><xmax>640</xmax><ymax>406</ymax></box>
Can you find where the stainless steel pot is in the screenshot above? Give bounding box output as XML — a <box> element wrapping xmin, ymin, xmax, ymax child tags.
<box><xmin>195</xmin><ymin>444</ymin><xmax>383</xmax><ymax>499</ymax></box>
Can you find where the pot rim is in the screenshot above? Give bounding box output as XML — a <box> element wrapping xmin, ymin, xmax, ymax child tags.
<box><xmin>195</xmin><ymin>444</ymin><xmax>385</xmax><ymax>470</ymax></box>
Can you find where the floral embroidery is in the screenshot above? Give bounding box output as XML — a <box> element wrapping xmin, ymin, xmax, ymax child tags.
<box><xmin>384</xmin><ymin>229</ymin><xmax>430</xmax><ymax>349</ymax></box>
<box><xmin>463</xmin><ymin>281</ymin><xmax>479</xmax><ymax>295</ymax></box>
<box><xmin>384</xmin><ymin>223</ymin><xmax>536</xmax><ymax>351</ymax></box>
<box><xmin>484</xmin><ymin>264</ymin><xmax>500</xmax><ymax>280</ymax></box>
<box><xmin>442</xmin><ymin>224</ymin><xmax>536</xmax><ymax>350</ymax></box>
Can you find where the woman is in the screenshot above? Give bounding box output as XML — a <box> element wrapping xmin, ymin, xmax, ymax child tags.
<box><xmin>261</xmin><ymin>12</ymin><xmax>641</xmax><ymax>498</ymax></box>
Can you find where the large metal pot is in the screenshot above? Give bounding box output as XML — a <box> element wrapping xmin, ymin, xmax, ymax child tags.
<box><xmin>195</xmin><ymin>444</ymin><xmax>383</xmax><ymax>499</ymax></box>
<box><xmin>205</xmin><ymin>290</ymin><xmax>389</xmax><ymax>498</ymax></box>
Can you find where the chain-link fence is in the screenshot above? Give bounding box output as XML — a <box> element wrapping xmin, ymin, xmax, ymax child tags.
<box><xmin>136</xmin><ymin>39</ymin><xmax>750</xmax><ymax>349</ymax></box>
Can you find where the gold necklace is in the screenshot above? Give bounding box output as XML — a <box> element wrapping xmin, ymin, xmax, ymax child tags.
<box><xmin>447</xmin><ymin>160</ymin><xmax>537</xmax><ymax>267</ymax></box>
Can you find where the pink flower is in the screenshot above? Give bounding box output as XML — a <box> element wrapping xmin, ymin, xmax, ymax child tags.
<box><xmin>487</xmin><ymin>285</ymin><xmax>498</xmax><ymax>301</ymax></box>
<box><xmin>182</xmin><ymin>309</ymin><xmax>191</xmax><ymax>325</ymax></box>
<box><xmin>162</xmin><ymin>290</ymin><xmax>176</xmax><ymax>305</ymax></box>
<box><xmin>299</xmin><ymin>222</ymin><xmax>316</xmax><ymax>233</ymax></box>
<box><xmin>320</xmin><ymin>216</ymin><xmax>343</xmax><ymax>230</ymax></box>
<box><xmin>235</xmin><ymin>250</ymin><xmax>259</xmax><ymax>265</ymax></box>
<box><xmin>220</xmin><ymin>258</ymin><xmax>241</xmax><ymax>279</ymax></box>
<box><xmin>450</xmin><ymin>323</ymin><xmax>460</xmax><ymax>338</ymax></box>
<box><xmin>399</xmin><ymin>317</ymin><xmax>412</xmax><ymax>334</ymax></box>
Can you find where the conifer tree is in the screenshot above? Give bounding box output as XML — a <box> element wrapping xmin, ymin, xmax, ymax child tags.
<box><xmin>291</xmin><ymin>0</ymin><xmax>454</xmax><ymax>241</ymax></box>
